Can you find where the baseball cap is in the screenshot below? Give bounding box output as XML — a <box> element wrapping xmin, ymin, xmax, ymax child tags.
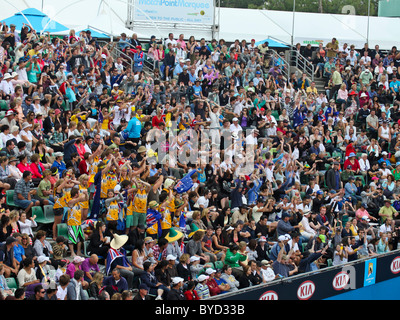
<box><xmin>318</xmin><ymin>234</ymin><xmax>326</xmax><ymax>243</ymax></box>
<box><xmin>190</xmin><ymin>256</ymin><xmax>200</xmax><ymax>262</ymax></box>
<box><xmin>205</xmin><ymin>268</ymin><xmax>216</xmax><ymax>275</ymax></box>
<box><xmin>139</xmin><ymin>283</ymin><xmax>149</xmax><ymax>290</ymax></box>
<box><xmin>5</xmin><ymin>236</ymin><xmax>17</xmax><ymax>245</ymax></box>
<box><xmin>278</xmin><ymin>235</ymin><xmax>286</xmax><ymax>241</ymax></box>
<box><xmin>171</xmin><ymin>277</ymin><xmax>184</xmax><ymax>285</ymax></box>
<box><xmin>197</xmin><ymin>275</ymin><xmax>209</xmax><ymax>282</ymax></box>
<box><xmin>166</xmin><ymin>254</ymin><xmax>177</xmax><ymax>261</ymax></box>
<box><xmin>37</xmin><ymin>256</ymin><xmax>50</xmax><ymax>264</ymax></box>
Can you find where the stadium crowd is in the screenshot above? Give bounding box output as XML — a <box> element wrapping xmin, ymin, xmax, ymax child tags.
<box><xmin>0</xmin><ymin>22</ymin><xmax>399</xmax><ymax>301</ymax></box>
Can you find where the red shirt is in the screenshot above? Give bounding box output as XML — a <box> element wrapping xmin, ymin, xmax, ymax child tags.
<box><xmin>343</xmin><ymin>158</ymin><xmax>360</xmax><ymax>172</ymax></box>
<box><xmin>152</xmin><ymin>115</ymin><xmax>165</xmax><ymax>128</ymax></box>
<box><xmin>206</xmin><ymin>278</ymin><xmax>221</xmax><ymax>296</ymax></box>
<box><xmin>29</xmin><ymin>162</ymin><xmax>45</xmax><ymax>179</ymax></box>
<box><xmin>184</xmin><ymin>290</ymin><xmax>200</xmax><ymax>300</ymax></box>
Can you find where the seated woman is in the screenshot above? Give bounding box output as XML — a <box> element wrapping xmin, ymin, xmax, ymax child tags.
<box><xmin>30</xmin><ymin>153</ymin><xmax>46</xmax><ymax>186</ymax></box>
<box><xmin>139</xmin><ymin>261</ymin><xmax>169</xmax><ymax>300</ymax></box>
<box><xmin>87</xmin><ymin>221</ymin><xmax>110</xmax><ymax>258</ymax></box>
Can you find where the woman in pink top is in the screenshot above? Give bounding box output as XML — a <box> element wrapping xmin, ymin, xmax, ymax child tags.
<box><xmin>355</xmin><ymin>203</ymin><xmax>378</xmax><ymax>222</ymax></box>
<box><xmin>336</xmin><ymin>83</ymin><xmax>348</xmax><ymax>105</ymax></box>
<box><xmin>66</xmin><ymin>256</ymin><xmax>89</xmax><ymax>288</ymax></box>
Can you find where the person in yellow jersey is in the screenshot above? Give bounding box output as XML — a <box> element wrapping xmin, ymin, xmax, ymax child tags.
<box><xmin>78</xmin><ymin>174</ymin><xmax>90</xmax><ymax>221</ymax></box>
<box><xmin>127</xmin><ymin>177</ymin><xmax>151</xmax><ymax>233</ymax></box>
<box><xmin>120</xmin><ymin>179</ymin><xmax>137</xmax><ymax>235</ymax></box>
<box><xmin>171</xmin><ymin>196</ymin><xmax>189</xmax><ymax>229</ymax></box>
<box><xmin>105</xmin><ymin>187</ymin><xmax>124</xmax><ymax>235</ymax></box>
<box><xmin>67</xmin><ymin>187</ymin><xmax>88</xmax><ymax>257</ymax></box>
<box><xmin>99</xmin><ymin>152</ymin><xmax>120</xmax><ymax>201</ymax></box>
<box><xmin>52</xmin><ymin>177</ymin><xmax>75</xmax><ymax>241</ymax></box>
<box><xmin>158</xmin><ymin>192</ymin><xmax>174</xmax><ymax>239</ymax></box>
<box><xmin>70</xmin><ymin>108</ymin><xmax>88</xmax><ymax>125</ymax></box>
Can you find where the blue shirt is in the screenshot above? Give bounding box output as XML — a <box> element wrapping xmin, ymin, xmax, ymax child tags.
<box><xmin>193</xmin><ymin>85</ymin><xmax>202</xmax><ymax>97</ymax></box>
<box><xmin>125</xmin><ymin>117</ymin><xmax>142</xmax><ymax>139</ymax></box>
<box><xmin>51</xmin><ymin>160</ymin><xmax>67</xmax><ymax>177</ymax></box>
<box><xmin>344</xmin><ymin>182</ymin><xmax>357</xmax><ymax>198</ymax></box>
<box><xmin>390</xmin><ymin>80</ymin><xmax>400</xmax><ymax>93</ymax></box>
<box><xmin>14</xmin><ymin>244</ymin><xmax>25</xmax><ymax>263</ymax></box>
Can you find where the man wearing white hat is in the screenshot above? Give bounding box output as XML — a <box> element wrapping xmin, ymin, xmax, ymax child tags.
<box><xmin>166</xmin><ymin>277</ymin><xmax>185</xmax><ymax>300</ymax></box>
<box><xmin>230</xmin><ymin>117</ymin><xmax>242</xmax><ymax>137</ymax></box>
<box><xmin>105</xmin><ymin>233</ymin><xmax>135</xmax><ymax>290</ymax></box>
<box><xmin>195</xmin><ymin>274</ymin><xmax>210</xmax><ymax>299</ymax></box>
<box><xmin>0</xmin><ymin>109</ymin><xmax>16</xmax><ymax>128</ymax></box>
<box><xmin>0</xmin><ymin>73</ymin><xmax>15</xmax><ymax>97</ymax></box>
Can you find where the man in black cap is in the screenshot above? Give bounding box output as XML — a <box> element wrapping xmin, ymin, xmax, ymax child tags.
<box><xmin>0</xmin><ymin>236</ymin><xmax>19</xmax><ymax>277</ymax></box>
<box><xmin>133</xmin><ymin>283</ymin><xmax>152</xmax><ymax>300</ymax></box>
<box><xmin>326</xmin><ymin>161</ymin><xmax>342</xmax><ymax>191</ymax></box>
<box><xmin>166</xmin><ymin>277</ymin><xmax>186</xmax><ymax>300</ymax></box>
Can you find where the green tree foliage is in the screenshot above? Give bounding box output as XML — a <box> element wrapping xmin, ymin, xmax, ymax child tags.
<box><xmin>220</xmin><ymin>0</ymin><xmax>378</xmax><ymax>16</ymax></box>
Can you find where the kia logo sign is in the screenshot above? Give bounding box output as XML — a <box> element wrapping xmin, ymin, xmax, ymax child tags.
<box><xmin>390</xmin><ymin>256</ymin><xmax>400</xmax><ymax>274</ymax></box>
<box><xmin>259</xmin><ymin>290</ymin><xmax>278</xmax><ymax>300</ymax></box>
<box><xmin>333</xmin><ymin>271</ymin><xmax>350</xmax><ymax>291</ymax></box>
<box><xmin>297</xmin><ymin>281</ymin><xmax>315</xmax><ymax>300</ymax></box>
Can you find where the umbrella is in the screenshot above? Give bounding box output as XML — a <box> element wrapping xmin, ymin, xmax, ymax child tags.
<box><xmin>2</xmin><ymin>7</ymin><xmax>69</xmax><ymax>34</ymax></box>
<box><xmin>255</xmin><ymin>37</ymin><xmax>289</xmax><ymax>48</ymax></box>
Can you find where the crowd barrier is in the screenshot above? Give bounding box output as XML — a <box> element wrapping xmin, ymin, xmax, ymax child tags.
<box><xmin>207</xmin><ymin>250</ymin><xmax>400</xmax><ymax>300</ymax></box>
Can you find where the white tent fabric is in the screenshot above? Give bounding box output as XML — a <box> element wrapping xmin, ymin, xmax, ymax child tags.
<box><xmin>1</xmin><ymin>1</ymin><xmax>400</xmax><ymax>50</ymax></box>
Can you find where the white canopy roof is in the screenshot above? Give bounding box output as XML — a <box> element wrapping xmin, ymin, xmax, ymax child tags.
<box><xmin>1</xmin><ymin>1</ymin><xmax>400</xmax><ymax>49</ymax></box>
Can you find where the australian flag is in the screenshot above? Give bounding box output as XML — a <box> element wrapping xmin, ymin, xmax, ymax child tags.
<box><xmin>81</xmin><ymin>219</ymin><xmax>97</xmax><ymax>229</ymax></box>
<box><xmin>174</xmin><ymin>170</ymin><xmax>197</xmax><ymax>194</ymax></box>
<box><xmin>105</xmin><ymin>247</ymin><xmax>125</xmax><ymax>275</ymax></box>
<box><xmin>98</xmin><ymin>109</ymin><xmax>104</xmax><ymax>124</ymax></box>
<box><xmin>179</xmin><ymin>211</ymin><xmax>187</xmax><ymax>232</ymax></box>
<box><xmin>147</xmin><ymin>208</ymin><xmax>163</xmax><ymax>238</ymax></box>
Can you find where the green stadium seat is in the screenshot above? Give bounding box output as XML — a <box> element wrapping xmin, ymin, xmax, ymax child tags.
<box><xmin>6</xmin><ymin>277</ymin><xmax>18</xmax><ymax>289</ymax></box>
<box><xmin>214</xmin><ymin>261</ymin><xmax>224</xmax><ymax>270</ymax></box>
<box><xmin>57</xmin><ymin>223</ymin><xmax>69</xmax><ymax>239</ymax></box>
<box><xmin>0</xmin><ymin>100</ymin><xmax>8</xmax><ymax>111</ymax></box>
<box><xmin>32</xmin><ymin>206</ymin><xmax>53</xmax><ymax>225</ymax></box>
<box><xmin>43</xmin><ymin>205</ymin><xmax>55</xmax><ymax>220</ymax></box>
<box><xmin>6</xmin><ymin>189</ymin><xmax>15</xmax><ymax>207</ymax></box>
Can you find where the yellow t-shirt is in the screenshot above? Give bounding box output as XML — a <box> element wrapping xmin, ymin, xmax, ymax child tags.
<box><xmin>78</xmin><ymin>185</ymin><xmax>89</xmax><ymax>209</ymax></box>
<box><xmin>53</xmin><ymin>190</ymin><xmax>71</xmax><ymax>210</ymax></box>
<box><xmin>67</xmin><ymin>201</ymin><xmax>82</xmax><ymax>226</ymax></box>
<box><xmin>88</xmin><ymin>158</ymin><xmax>99</xmax><ymax>184</ymax></box>
<box><xmin>146</xmin><ymin>207</ymin><xmax>172</xmax><ymax>235</ymax></box>
<box><xmin>106</xmin><ymin>200</ymin><xmax>119</xmax><ymax>221</ymax></box>
<box><xmin>100</xmin><ymin>172</ymin><xmax>118</xmax><ymax>199</ymax></box>
<box><xmin>132</xmin><ymin>189</ymin><xmax>148</xmax><ymax>214</ymax></box>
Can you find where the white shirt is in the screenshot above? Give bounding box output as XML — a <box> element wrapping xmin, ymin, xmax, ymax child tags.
<box><xmin>379</xmin><ymin>224</ymin><xmax>392</xmax><ymax>234</ymax></box>
<box><xmin>359</xmin><ymin>158</ymin><xmax>370</xmax><ymax>172</ymax></box>
<box><xmin>300</xmin><ymin>216</ymin><xmax>317</xmax><ymax>236</ymax></box>
<box><xmin>165</xmin><ymin>38</ymin><xmax>177</xmax><ymax>48</ymax></box>
<box><xmin>230</xmin><ymin>123</ymin><xmax>242</xmax><ymax>135</ymax></box>
<box><xmin>0</xmin><ymin>80</ymin><xmax>14</xmax><ymax>95</ymax></box>
<box><xmin>195</xmin><ymin>196</ymin><xmax>209</xmax><ymax>209</ymax></box>
<box><xmin>261</xmin><ymin>267</ymin><xmax>276</xmax><ymax>282</ymax></box>
<box><xmin>245</xmin><ymin>134</ymin><xmax>258</xmax><ymax>146</ymax></box>
<box><xmin>265</xmin><ymin>167</ymin><xmax>274</xmax><ymax>183</ymax></box>
<box><xmin>57</xmin><ymin>285</ymin><xmax>68</xmax><ymax>300</ymax></box>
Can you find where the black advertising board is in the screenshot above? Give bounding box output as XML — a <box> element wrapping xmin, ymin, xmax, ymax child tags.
<box><xmin>209</xmin><ymin>250</ymin><xmax>400</xmax><ymax>300</ymax></box>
